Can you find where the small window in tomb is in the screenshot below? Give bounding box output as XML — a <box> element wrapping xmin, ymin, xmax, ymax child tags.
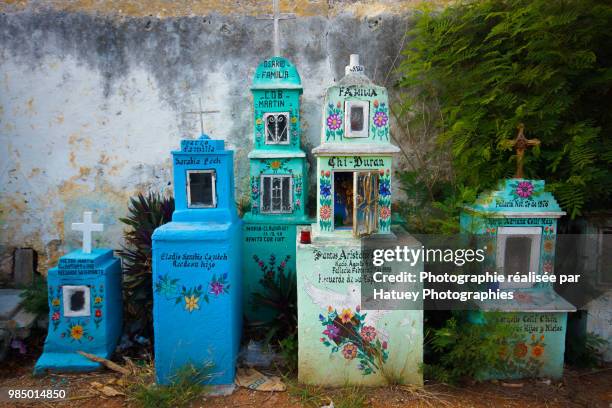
<box><xmin>260</xmin><ymin>175</ymin><xmax>292</xmax><ymax>213</ymax></box>
<box><xmin>344</xmin><ymin>101</ymin><xmax>369</xmax><ymax>138</ymax></box>
<box><xmin>264</xmin><ymin>112</ymin><xmax>290</xmax><ymax>144</ymax></box>
<box><xmin>187</xmin><ymin>170</ymin><xmax>217</xmax><ymax>208</ymax></box>
<box><xmin>497</xmin><ymin>227</ymin><xmax>542</xmax><ymax>289</ymax></box>
<box><xmin>332</xmin><ymin>171</ymin><xmax>379</xmax><ymax>236</ymax></box>
<box><xmin>598</xmin><ymin>228</ymin><xmax>612</xmax><ymax>286</ymax></box>
<box><xmin>62</xmin><ymin>285</ymin><xmax>91</xmax><ymax>317</ymax></box>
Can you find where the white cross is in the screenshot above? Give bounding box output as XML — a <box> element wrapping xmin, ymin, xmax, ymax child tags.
<box><xmin>257</xmin><ymin>0</ymin><xmax>295</xmax><ymax>57</ymax></box>
<box><xmin>71</xmin><ymin>211</ymin><xmax>104</xmax><ymax>254</ymax></box>
<box><xmin>184</xmin><ymin>97</ymin><xmax>219</xmax><ymax>137</ymax></box>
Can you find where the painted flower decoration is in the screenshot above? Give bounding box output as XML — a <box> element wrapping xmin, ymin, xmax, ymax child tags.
<box><xmin>270</xmin><ymin>160</ymin><xmax>282</xmax><ymax>170</ymax></box>
<box><xmin>544</xmin><ymin>239</ymin><xmax>554</xmax><ymax>253</ymax></box>
<box><xmin>280</xmin><ymin>261</ymin><xmax>287</xmax><ymax>268</ymax></box>
<box><xmin>380</xmin><ymin>207</ymin><xmax>391</xmax><ymax>220</ymax></box>
<box><xmin>184</xmin><ymin>295</ymin><xmax>199</xmax><ymax>312</ymax></box>
<box><xmin>379</xmin><ymin>182</ymin><xmax>391</xmax><ymax>197</ymax></box>
<box><xmin>70</xmin><ymin>325</ymin><xmax>84</xmax><ymax>341</ymax></box>
<box><xmin>342</xmin><ymin>343</ymin><xmax>358</xmax><ymax>360</ymax></box>
<box><xmin>95</xmin><ymin>309</ymin><xmax>102</xmax><ymax>318</ymax></box>
<box><xmin>327</xmin><ymin>113</ymin><xmax>342</xmax><ymax>130</ymax></box>
<box><xmin>210</xmin><ymin>281</ymin><xmax>224</xmax><ymax>296</ymax></box>
<box><xmin>51</xmin><ymin>312</ymin><xmax>60</xmax><ymax>321</ymax></box>
<box><xmin>360</xmin><ymin>326</ymin><xmax>377</xmax><ymax>343</ymax></box>
<box><xmin>94</xmin><ymin>296</ymin><xmax>102</xmax><ymax>304</ymax></box>
<box><xmin>373</xmin><ymin>111</ymin><xmax>388</xmax><ymax>128</ymax></box>
<box><xmin>291</xmin><ymin>116</ymin><xmax>297</xmax><ymax>124</ymax></box>
<box><xmin>543</xmin><ymin>260</ymin><xmax>553</xmax><ymax>274</ymax></box>
<box><xmin>320</xmin><ymin>205</ymin><xmax>332</xmax><ymax>220</ymax></box>
<box><xmin>513</xmin><ymin>342</ymin><xmax>528</xmax><ymax>358</ymax></box>
<box><xmin>532</xmin><ymin>345</ymin><xmax>544</xmax><ymax>357</ymax></box>
<box><xmin>340</xmin><ymin>308</ymin><xmax>354</xmax><ymax>324</ymax></box>
<box><xmin>516</xmin><ymin>181</ymin><xmax>534</xmax><ymax>198</ymax></box>
<box><xmin>256</xmin><ymin>118</ymin><xmax>262</xmax><ymax>126</ymax></box>
<box><xmin>323</xmin><ymin>324</ymin><xmax>340</xmax><ymax>340</ymax></box>
<box><xmin>51</xmin><ymin>298</ymin><xmax>60</xmax><ymax>307</ymax></box>
<box><xmin>373</xmin><ymin>99</ymin><xmax>379</xmax><ymax>108</ymax></box>
<box><xmin>320</xmin><ymin>183</ymin><xmax>331</xmax><ymax>197</ymax></box>
<box><xmin>515</xmin><ymin>292</ymin><xmax>533</xmax><ymax>303</ymax></box>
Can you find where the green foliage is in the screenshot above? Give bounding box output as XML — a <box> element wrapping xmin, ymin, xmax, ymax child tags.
<box><xmin>278</xmin><ymin>333</ymin><xmax>298</xmax><ymax>375</ymax></box>
<box><xmin>129</xmin><ymin>362</ymin><xmax>213</xmax><ymax>408</ymax></box>
<box><xmin>565</xmin><ymin>331</ymin><xmax>608</xmax><ymax>368</ymax></box>
<box><xmin>424</xmin><ymin>312</ymin><xmax>521</xmax><ymax>383</ymax></box>
<box><xmin>19</xmin><ymin>276</ymin><xmax>49</xmax><ymax>315</ymax></box>
<box><xmin>397</xmin><ymin>0</ymin><xmax>612</xmax><ymax>226</ymax></box>
<box><xmin>119</xmin><ymin>192</ymin><xmax>174</xmax><ymax>337</ymax></box>
<box><xmin>250</xmin><ymin>256</ymin><xmax>298</xmax><ymax>343</ymax></box>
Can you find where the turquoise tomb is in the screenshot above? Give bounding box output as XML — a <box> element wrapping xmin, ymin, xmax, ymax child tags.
<box><xmin>242</xmin><ymin>54</ymin><xmax>310</xmax><ymax>322</ymax></box>
<box><xmin>152</xmin><ymin>134</ymin><xmax>242</xmax><ymax>385</ymax></box>
<box><xmin>461</xmin><ymin>126</ymin><xmax>576</xmax><ymax>379</ymax></box>
<box><xmin>34</xmin><ymin>211</ymin><xmax>123</xmax><ymax>374</ymax></box>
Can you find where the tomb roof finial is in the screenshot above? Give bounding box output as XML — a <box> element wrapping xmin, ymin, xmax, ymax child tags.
<box><xmin>256</xmin><ymin>0</ymin><xmax>295</xmax><ymax>57</ymax></box>
<box><xmin>184</xmin><ymin>97</ymin><xmax>219</xmax><ymax>138</ymax></box>
<box><xmin>500</xmin><ymin>123</ymin><xmax>541</xmax><ymax>178</ymax></box>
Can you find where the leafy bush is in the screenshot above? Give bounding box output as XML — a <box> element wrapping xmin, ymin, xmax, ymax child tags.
<box><xmin>565</xmin><ymin>331</ymin><xmax>608</xmax><ymax>368</ymax></box>
<box><xmin>119</xmin><ymin>192</ymin><xmax>174</xmax><ymax>338</ymax></box>
<box><xmin>424</xmin><ymin>312</ymin><xmax>522</xmax><ymax>383</ymax></box>
<box><xmin>19</xmin><ymin>276</ymin><xmax>49</xmax><ymax>315</ymax></box>
<box><xmin>397</xmin><ymin>0</ymin><xmax>612</xmax><ymax>228</ymax></box>
<box><xmin>250</xmin><ymin>254</ymin><xmax>297</xmax><ymax>343</ymax></box>
<box><xmin>278</xmin><ymin>333</ymin><xmax>298</xmax><ymax>374</ymax></box>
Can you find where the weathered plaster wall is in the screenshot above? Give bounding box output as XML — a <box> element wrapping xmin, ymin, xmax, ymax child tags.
<box><xmin>0</xmin><ymin>1</ymin><xmax>427</xmax><ymax>273</ymax></box>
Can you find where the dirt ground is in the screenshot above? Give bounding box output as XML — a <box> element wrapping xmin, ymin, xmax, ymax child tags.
<box><xmin>1</xmin><ymin>331</ymin><xmax>611</xmax><ymax>407</ymax></box>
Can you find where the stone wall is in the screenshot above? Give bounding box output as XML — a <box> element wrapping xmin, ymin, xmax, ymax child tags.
<box><xmin>0</xmin><ymin>0</ymin><xmax>435</xmax><ymax>274</ymax></box>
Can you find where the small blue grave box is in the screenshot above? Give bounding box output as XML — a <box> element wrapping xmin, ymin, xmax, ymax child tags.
<box><xmin>35</xmin><ymin>212</ymin><xmax>122</xmax><ymax>374</ymax></box>
<box><xmin>152</xmin><ymin>135</ymin><xmax>242</xmax><ymax>386</ymax></box>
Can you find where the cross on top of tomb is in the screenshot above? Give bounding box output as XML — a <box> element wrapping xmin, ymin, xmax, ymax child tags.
<box><xmin>71</xmin><ymin>211</ymin><xmax>104</xmax><ymax>254</ymax></box>
<box><xmin>256</xmin><ymin>0</ymin><xmax>295</xmax><ymax>57</ymax></box>
<box><xmin>185</xmin><ymin>97</ymin><xmax>219</xmax><ymax>138</ymax></box>
<box><xmin>501</xmin><ymin>123</ymin><xmax>541</xmax><ymax>178</ymax></box>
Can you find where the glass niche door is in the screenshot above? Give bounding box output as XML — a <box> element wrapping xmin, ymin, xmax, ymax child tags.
<box><xmin>353</xmin><ymin>171</ymin><xmax>379</xmax><ymax>237</ymax></box>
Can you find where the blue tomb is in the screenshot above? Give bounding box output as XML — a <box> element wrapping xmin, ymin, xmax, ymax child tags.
<box><xmin>35</xmin><ymin>212</ymin><xmax>122</xmax><ymax>374</ymax></box>
<box><xmin>152</xmin><ymin>134</ymin><xmax>242</xmax><ymax>386</ymax></box>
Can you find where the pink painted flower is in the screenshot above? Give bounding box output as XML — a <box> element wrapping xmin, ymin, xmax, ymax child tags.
<box><xmin>342</xmin><ymin>343</ymin><xmax>358</xmax><ymax>360</ymax></box>
<box><xmin>373</xmin><ymin>111</ymin><xmax>388</xmax><ymax>127</ymax></box>
<box><xmin>95</xmin><ymin>309</ymin><xmax>102</xmax><ymax>318</ymax></box>
<box><xmin>52</xmin><ymin>312</ymin><xmax>60</xmax><ymax>321</ymax></box>
<box><xmin>380</xmin><ymin>207</ymin><xmax>391</xmax><ymax>220</ymax></box>
<box><xmin>382</xmin><ymin>341</ymin><xmax>388</xmax><ymax>350</ymax></box>
<box><xmin>325</xmin><ymin>170</ymin><xmax>331</xmax><ymax>177</ymax></box>
<box><xmin>323</xmin><ymin>324</ymin><xmax>340</xmax><ymax>340</ymax></box>
<box><xmin>320</xmin><ymin>205</ymin><xmax>332</xmax><ymax>220</ymax></box>
<box><xmin>360</xmin><ymin>326</ymin><xmax>377</xmax><ymax>342</ymax></box>
<box><xmin>327</xmin><ymin>113</ymin><xmax>342</xmax><ymax>130</ymax></box>
<box><xmin>543</xmin><ymin>260</ymin><xmax>553</xmax><ymax>274</ymax></box>
<box><xmin>210</xmin><ymin>281</ymin><xmax>224</xmax><ymax>296</ymax></box>
<box><xmin>516</xmin><ymin>181</ymin><xmax>534</xmax><ymax>198</ymax></box>
<box><xmin>258</xmin><ymin>260</ymin><xmax>264</xmax><ymax>267</ymax></box>
<box><xmin>280</xmin><ymin>261</ymin><xmax>286</xmax><ymax>268</ymax></box>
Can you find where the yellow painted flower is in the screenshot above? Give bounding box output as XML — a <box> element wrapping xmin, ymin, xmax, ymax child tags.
<box><xmin>94</xmin><ymin>296</ymin><xmax>102</xmax><ymax>304</ymax></box>
<box><xmin>270</xmin><ymin>160</ymin><xmax>282</xmax><ymax>170</ymax></box>
<box><xmin>51</xmin><ymin>298</ymin><xmax>60</xmax><ymax>307</ymax></box>
<box><xmin>291</xmin><ymin>116</ymin><xmax>297</xmax><ymax>124</ymax></box>
<box><xmin>184</xmin><ymin>295</ymin><xmax>199</xmax><ymax>312</ymax></box>
<box><xmin>70</xmin><ymin>325</ymin><xmax>84</xmax><ymax>340</ymax></box>
<box><xmin>256</xmin><ymin>118</ymin><xmax>263</xmax><ymax>125</ymax></box>
<box><xmin>544</xmin><ymin>239</ymin><xmax>554</xmax><ymax>253</ymax></box>
<box><xmin>340</xmin><ymin>308</ymin><xmax>354</xmax><ymax>324</ymax></box>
